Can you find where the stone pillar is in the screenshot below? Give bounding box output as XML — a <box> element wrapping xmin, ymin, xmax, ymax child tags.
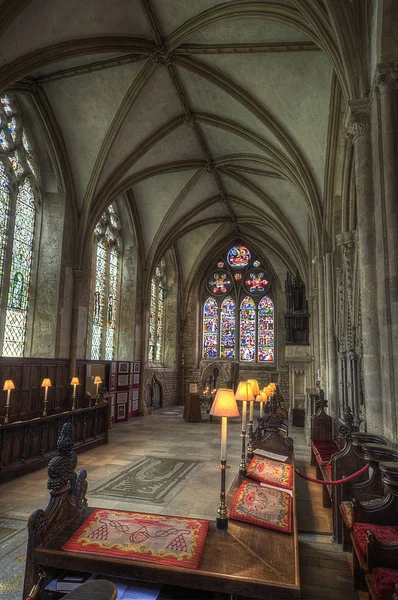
<box><xmin>312</xmin><ymin>257</ymin><xmax>325</xmax><ymax>389</ymax></box>
<box><xmin>324</xmin><ymin>252</ymin><xmax>338</xmax><ymax>417</ymax></box>
<box><xmin>69</xmin><ymin>269</ymin><xmax>87</xmax><ymax>377</ymax></box>
<box><xmin>346</xmin><ymin>99</ymin><xmax>383</xmax><ymax>433</ymax></box>
<box><xmin>376</xmin><ymin>64</ymin><xmax>398</xmax><ymax>441</ymax></box>
<box><xmin>118</xmin><ymin>245</ymin><xmax>138</xmax><ymax>360</ymax></box>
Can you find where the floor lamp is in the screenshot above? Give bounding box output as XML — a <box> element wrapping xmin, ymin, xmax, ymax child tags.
<box><xmin>235</xmin><ymin>381</ymin><xmax>254</xmax><ymax>476</ymax></box>
<box><xmin>210</xmin><ymin>388</ymin><xmax>240</xmax><ymax>530</ymax></box>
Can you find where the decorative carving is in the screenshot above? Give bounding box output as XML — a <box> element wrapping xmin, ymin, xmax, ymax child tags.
<box><xmin>342</xmin><ymin>244</ymin><xmax>355</xmax><ymax>316</ymax></box>
<box><xmin>338</xmin><ymin>406</ymin><xmax>359</xmax><ymax>440</ymax></box>
<box><xmin>71</xmin><ymin>469</ymin><xmax>88</xmax><ymax>510</ymax></box>
<box><xmin>346</xmin><ymin>101</ymin><xmax>370</xmax><ymax>142</ymax></box>
<box><xmin>376</xmin><ymin>62</ymin><xmax>398</xmax><ymax>90</ymax></box>
<box><xmin>47</xmin><ymin>423</ymin><xmax>77</xmax><ymax>492</ymax></box>
<box><xmin>315</xmin><ymin>389</ymin><xmax>328</xmax><ymax>410</ymax></box>
<box><xmin>336</xmin><ymin>267</ymin><xmax>345</xmax><ymax>351</ymax></box>
<box><xmin>150</xmin><ymin>48</ymin><xmax>173</xmax><ymax>66</ymax></box>
<box><xmin>183</xmin><ymin>114</ymin><xmax>196</xmax><ymax>127</ymax></box>
<box><xmin>205</xmin><ymin>162</ymin><xmax>215</xmax><ymax>173</ymax></box>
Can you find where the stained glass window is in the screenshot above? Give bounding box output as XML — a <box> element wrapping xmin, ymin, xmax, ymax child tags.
<box><xmin>202</xmin><ymin>246</ymin><xmax>275</xmax><ymax>363</ymax></box>
<box><xmin>258</xmin><ymin>296</ymin><xmax>274</xmax><ymax>362</ymax></box>
<box><xmin>2</xmin><ymin>180</ymin><xmax>36</xmax><ymax>356</ymax></box>
<box><xmin>220</xmin><ymin>296</ymin><xmax>235</xmax><ymax>358</ymax></box>
<box><xmin>0</xmin><ymin>161</ymin><xmax>10</xmax><ymax>292</ymax></box>
<box><xmin>240</xmin><ymin>296</ymin><xmax>256</xmax><ymax>361</ymax></box>
<box><xmin>148</xmin><ymin>261</ymin><xmax>166</xmax><ymax>363</ymax></box>
<box><xmin>203</xmin><ymin>297</ymin><xmax>218</xmax><ymax>358</ymax></box>
<box><xmin>0</xmin><ymin>93</ymin><xmax>38</xmax><ymax>357</ymax></box>
<box><xmin>90</xmin><ymin>204</ymin><xmax>121</xmax><ymax>360</ymax></box>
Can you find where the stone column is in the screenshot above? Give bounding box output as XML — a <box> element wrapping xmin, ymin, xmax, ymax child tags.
<box><xmin>376</xmin><ymin>64</ymin><xmax>398</xmax><ymax>441</ymax></box>
<box><xmin>346</xmin><ymin>99</ymin><xmax>383</xmax><ymax>433</ymax></box>
<box><xmin>312</xmin><ymin>257</ymin><xmax>325</xmax><ymax>389</ymax></box>
<box><xmin>324</xmin><ymin>252</ymin><xmax>338</xmax><ymax>417</ymax></box>
<box><xmin>69</xmin><ymin>269</ymin><xmax>87</xmax><ymax>377</ymax></box>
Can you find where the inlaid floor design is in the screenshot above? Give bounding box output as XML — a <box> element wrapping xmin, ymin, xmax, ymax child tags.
<box><xmin>90</xmin><ymin>455</ymin><xmax>205</xmax><ymax>504</ymax></box>
<box><xmin>0</xmin><ymin>406</ymin><xmax>367</xmax><ymax>599</ymax></box>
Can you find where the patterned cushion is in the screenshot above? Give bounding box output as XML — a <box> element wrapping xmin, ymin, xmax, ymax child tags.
<box><xmin>372</xmin><ymin>568</ymin><xmax>398</xmax><ymax>600</ymax></box>
<box><xmin>353</xmin><ymin>523</ymin><xmax>398</xmax><ymax>562</ymax></box>
<box><xmin>341</xmin><ymin>499</ymin><xmax>385</xmax><ymax>531</ymax></box>
<box><xmin>230</xmin><ymin>480</ymin><xmax>292</xmax><ymax>533</ymax></box>
<box><xmin>246</xmin><ymin>455</ymin><xmax>293</xmax><ymax>490</ymax></box>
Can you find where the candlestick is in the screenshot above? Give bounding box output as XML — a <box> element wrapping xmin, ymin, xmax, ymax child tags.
<box><xmin>41</xmin><ymin>378</ymin><xmax>51</xmax><ymax>417</ymax></box>
<box><xmin>220</xmin><ymin>416</ymin><xmax>227</xmax><ymax>461</ymax></box>
<box><xmin>235</xmin><ymin>381</ymin><xmax>254</xmax><ymax>476</ymax></box>
<box><xmin>70</xmin><ymin>376</ymin><xmax>79</xmax><ymax>411</ymax></box>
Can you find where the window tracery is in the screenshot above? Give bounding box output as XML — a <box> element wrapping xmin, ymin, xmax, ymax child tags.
<box><xmin>0</xmin><ymin>94</ymin><xmax>38</xmax><ymax>357</ymax></box>
<box><xmin>148</xmin><ymin>260</ymin><xmax>166</xmax><ymax>363</ymax></box>
<box><xmin>90</xmin><ymin>204</ymin><xmax>121</xmax><ymax>360</ymax></box>
<box><xmin>202</xmin><ymin>245</ymin><xmax>275</xmax><ymax>363</ymax></box>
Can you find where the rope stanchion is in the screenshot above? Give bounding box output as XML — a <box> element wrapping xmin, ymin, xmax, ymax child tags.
<box><xmin>295</xmin><ymin>463</ymin><xmax>370</xmax><ymax>485</ymax></box>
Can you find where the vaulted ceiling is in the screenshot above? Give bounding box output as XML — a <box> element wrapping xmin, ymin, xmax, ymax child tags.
<box><xmin>1</xmin><ymin>0</ymin><xmax>368</xmax><ymax>290</ymax></box>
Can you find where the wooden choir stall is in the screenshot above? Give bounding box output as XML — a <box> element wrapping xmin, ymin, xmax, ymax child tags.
<box><xmin>23</xmin><ymin>397</ymin><xmax>300</xmax><ymax>599</ymax></box>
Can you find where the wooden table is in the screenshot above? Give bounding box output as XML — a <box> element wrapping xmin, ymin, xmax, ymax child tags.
<box><xmin>35</xmin><ymin>475</ymin><xmax>299</xmax><ymax>599</ymax></box>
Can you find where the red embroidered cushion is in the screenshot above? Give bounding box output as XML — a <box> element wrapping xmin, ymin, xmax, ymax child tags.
<box><xmin>62</xmin><ymin>509</ymin><xmax>209</xmax><ymax>570</ymax></box>
<box><xmin>372</xmin><ymin>568</ymin><xmax>398</xmax><ymax>600</ymax></box>
<box><xmin>230</xmin><ymin>480</ymin><xmax>292</xmax><ymax>533</ymax></box>
<box><xmin>246</xmin><ymin>456</ymin><xmax>293</xmax><ymax>490</ymax></box>
<box><xmin>353</xmin><ymin>523</ymin><xmax>398</xmax><ymax>562</ymax></box>
<box><xmin>311</xmin><ymin>440</ymin><xmax>338</xmax><ymax>464</ymax></box>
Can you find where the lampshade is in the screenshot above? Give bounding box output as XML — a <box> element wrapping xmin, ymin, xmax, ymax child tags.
<box><xmin>41</xmin><ymin>378</ymin><xmax>51</xmax><ymax>387</ymax></box>
<box><xmin>70</xmin><ymin>377</ymin><xmax>79</xmax><ymax>385</ymax></box>
<box><xmin>3</xmin><ymin>380</ymin><xmax>15</xmax><ymax>391</ymax></box>
<box><xmin>235</xmin><ymin>381</ymin><xmax>255</xmax><ymax>402</ymax></box>
<box><xmin>260</xmin><ymin>390</ymin><xmax>268</xmax><ymax>402</ymax></box>
<box><xmin>94</xmin><ymin>376</ymin><xmax>102</xmax><ymax>384</ymax></box>
<box><xmin>268</xmin><ymin>382</ymin><xmax>277</xmax><ymax>393</ymax></box>
<box><xmin>247</xmin><ymin>379</ymin><xmax>260</xmax><ymax>397</ymax></box>
<box><xmin>210</xmin><ymin>389</ymin><xmax>239</xmax><ymax>418</ymax></box>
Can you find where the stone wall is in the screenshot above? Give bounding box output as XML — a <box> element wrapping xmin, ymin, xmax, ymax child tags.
<box><xmin>142</xmin><ymin>366</ymin><xmax>181</xmax><ymax>408</ymax></box>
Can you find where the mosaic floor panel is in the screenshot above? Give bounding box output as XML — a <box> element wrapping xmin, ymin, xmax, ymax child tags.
<box><xmin>0</xmin><ymin>517</ymin><xmax>27</xmax><ymax>600</ymax></box>
<box><xmin>90</xmin><ymin>455</ymin><xmax>205</xmax><ymax>505</ymax></box>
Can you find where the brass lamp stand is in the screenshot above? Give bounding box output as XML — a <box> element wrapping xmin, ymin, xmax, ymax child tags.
<box><xmin>235</xmin><ymin>381</ymin><xmax>254</xmax><ymax>476</ymax></box>
<box><xmin>247</xmin><ymin>379</ymin><xmax>260</xmax><ymax>461</ymax></box>
<box><xmin>210</xmin><ymin>389</ymin><xmax>240</xmax><ymax>530</ymax></box>
<box><xmin>71</xmin><ymin>376</ymin><xmax>79</xmax><ymax>411</ymax></box>
<box><xmin>41</xmin><ymin>378</ymin><xmax>51</xmax><ymax>417</ymax></box>
<box><xmin>3</xmin><ymin>380</ymin><xmax>15</xmax><ymax>424</ymax></box>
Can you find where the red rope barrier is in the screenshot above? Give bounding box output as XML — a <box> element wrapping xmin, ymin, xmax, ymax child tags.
<box><xmin>295</xmin><ymin>463</ymin><xmax>370</xmax><ymax>485</ymax></box>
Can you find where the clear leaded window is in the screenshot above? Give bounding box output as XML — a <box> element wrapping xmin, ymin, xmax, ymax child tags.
<box><xmin>202</xmin><ymin>245</ymin><xmax>274</xmax><ymax>363</ymax></box>
<box><xmin>90</xmin><ymin>204</ymin><xmax>121</xmax><ymax>360</ymax></box>
<box><xmin>0</xmin><ymin>94</ymin><xmax>38</xmax><ymax>357</ymax></box>
<box><xmin>148</xmin><ymin>260</ymin><xmax>166</xmax><ymax>363</ymax></box>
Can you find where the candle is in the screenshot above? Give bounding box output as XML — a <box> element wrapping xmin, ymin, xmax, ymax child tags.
<box><xmin>221</xmin><ymin>416</ymin><xmax>227</xmax><ymax>461</ymax></box>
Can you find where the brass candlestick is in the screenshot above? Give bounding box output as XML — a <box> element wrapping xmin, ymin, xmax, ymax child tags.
<box><xmin>216</xmin><ymin>458</ymin><xmax>228</xmax><ymax>530</ymax></box>
<box><xmin>3</xmin><ymin>380</ymin><xmax>14</xmax><ymax>424</ymax></box>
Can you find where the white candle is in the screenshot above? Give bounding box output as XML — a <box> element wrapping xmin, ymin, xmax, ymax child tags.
<box><xmin>249</xmin><ymin>401</ymin><xmax>254</xmax><ymax>423</ymax></box>
<box><xmin>221</xmin><ymin>416</ymin><xmax>227</xmax><ymax>461</ymax></box>
<box><xmin>241</xmin><ymin>400</ymin><xmax>247</xmax><ymax>431</ymax></box>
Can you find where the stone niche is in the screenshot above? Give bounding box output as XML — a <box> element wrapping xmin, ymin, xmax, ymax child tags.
<box><xmin>199</xmin><ymin>359</ymin><xmax>239</xmax><ymax>391</ymax></box>
<box><xmin>284</xmin><ymin>345</ymin><xmax>314</xmax><ymax>411</ymax></box>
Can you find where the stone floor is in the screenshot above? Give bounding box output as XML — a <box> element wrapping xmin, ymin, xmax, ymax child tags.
<box><xmin>0</xmin><ymin>406</ymin><xmax>368</xmax><ymax>599</ymax></box>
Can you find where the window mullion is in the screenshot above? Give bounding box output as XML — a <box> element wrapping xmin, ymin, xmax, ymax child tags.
<box><xmin>101</xmin><ymin>245</ymin><xmax>111</xmax><ymax>359</ymax></box>
<box><xmin>0</xmin><ymin>189</ymin><xmax>16</xmax><ymax>346</ymax></box>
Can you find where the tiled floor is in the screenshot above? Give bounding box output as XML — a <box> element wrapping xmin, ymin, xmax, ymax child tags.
<box><xmin>0</xmin><ymin>406</ymin><xmax>367</xmax><ymax>599</ymax></box>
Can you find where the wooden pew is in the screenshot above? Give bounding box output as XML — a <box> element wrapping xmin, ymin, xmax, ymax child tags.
<box><xmin>340</xmin><ymin>442</ymin><xmax>398</xmax><ymax>550</ymax></box>
<box><xmin>350</xmin><ymin>461</ymin><xmax>398</xmax><ymax>590</ymax></box>
<box><xmin>253</xmin><ymin>396</ymin><xmax>293</xmax><ymax>458</ymax></box>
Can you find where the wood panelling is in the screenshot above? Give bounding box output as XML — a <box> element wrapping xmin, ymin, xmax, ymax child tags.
<box><xmin>0</xmin><ymin>404</ymin><xmax>109</xmax><ymax>483</ymax></box>
<box><xmin>0</xmin><ymin>358</ymin><xmax>111</xmax><ymax>422</ymax></box>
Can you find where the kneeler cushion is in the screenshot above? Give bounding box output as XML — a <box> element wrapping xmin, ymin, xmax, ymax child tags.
<box><xmin>62</xmin><ymin>509</ymin><xmax>209</xmax><ymax>570</ymax></box>
<box><xmin>230</xmin><ymin>480</ymin><xmax>292</xmax><ymax>533</ymax></box>
<box><xmin>340</xmin><ymin>499</ymin><xmax>384</xmax><ymax>531</ymax></box>
<box><xmin>246</xmin><ymin>456</ymin><xmax>293</xmax><ymax>490</ymax></box>
<box><xmin>352</xmin><ymin>523</ymin><xmax>398</xmax><ymax>562</ymax></box>
<box><xmin>372</xmin><ymin>568</ymin><xmax>398</xmax><ymax>600</ymax></box>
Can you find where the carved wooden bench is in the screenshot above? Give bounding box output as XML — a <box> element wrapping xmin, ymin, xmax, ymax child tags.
<box><xmin>350</xmin><ymin>461</ymin><xmax>398</xmax><ymax>590</ymax></box>
<box><xmin>253</xmin><ymin>396</ymin><xmax>293</xmax><ymax>458</ymax></box>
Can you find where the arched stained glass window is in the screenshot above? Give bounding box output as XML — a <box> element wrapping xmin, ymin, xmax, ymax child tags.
<box><xmin>0</xmin><ymin>94</ymin><xmax>38</xmax><ymax>357</ymax></box>
<box><xmin>220</xmin><ymin>296</ymin><xmax>235</xmax><ymax>358</ymax></box>
<box><xmin>148</xmin><ymin>260</ymin><xmax>166</xmax><ymax>363</ymax></box>
<box><xmin>258</xmin><ymin>296</ymin><xmax>274</xmax><ymax>362</ymax></box>
<box><xmin>202</xmin><ymin>245</ymin><xmax>275</xmax><ymax>363</ymax></box>
<box><xmin>203</xmin><ymin>297</ymin><xmax>218</xmax><ymax>358</ymax></box>
<box><xmin>90</xmin><ymin>204</ymin><xmax>121</xmax><ymax>360</ymax></box>
<box><xmin>240</xmin><ymin>296</ymin><xmax>256</xmax><ymax>362</ymax></box>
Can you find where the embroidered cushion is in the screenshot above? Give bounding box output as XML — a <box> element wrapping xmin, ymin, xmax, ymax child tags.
<box><xmin>353</xmin><ymin>523</ymin><xmax>398</xmax><ymax>562</ymax></box>
<box><xmin>230</xmin><ymin>480</ymin><xmax>292</xmax><ymax>533</ymax></box>
<box><xmin>311</xmin><ymin>440</ymin><xmax>338</xmax><ymax>464</ymax></box>
<box><xmin>246</xmin><ymin>455</ymin><xmax>293</xmax><ymax>490</ymax></box>
<box><xmin>62</xmin><ymin>509</ymin><xmax>209</xmax><ymax>570</ymax></box>
<box><xmin>372</xmin><ymin>568</ymin><xmax>398</xmax><ymax>600</ymax></box>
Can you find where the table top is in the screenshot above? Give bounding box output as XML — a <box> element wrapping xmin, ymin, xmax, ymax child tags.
<box><xmin>36</xmin><ymin>475</ymin><xmax>300</xmax><ymax>599</ymax></box>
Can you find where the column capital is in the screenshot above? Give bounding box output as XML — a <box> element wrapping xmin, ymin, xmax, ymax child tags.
<box><xmin>312</xmin><ymin>256</ymin><xmax>323</xmax><ymax>266</ymax></box>
<box><xmin>376</xmin><ymin>62</ymin><xmax>398</xmax><ymax>90</ymax></box>
<box><xmin>335</xmin><ymin>229</ymin><xmax>356</xmax><ymax>248</ymax></box>
<box><xmin>345</xmin><ymin>99</ymin><xmax>370</xmax><ymax>143</ymax></box>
